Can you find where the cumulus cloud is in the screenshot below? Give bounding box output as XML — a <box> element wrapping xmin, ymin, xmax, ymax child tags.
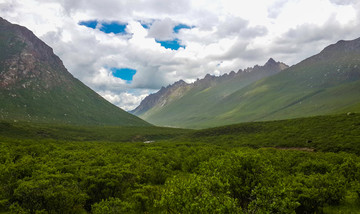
<box><xmin>329</xmin><ymin>0</ymin><xmax>358</xmax><ymax>5</ymax></box>
<box><xmin>1</xmin><ymin>0</ymin><xmax>360</xmax><ymax>110</ymax></box>
<box><xmin>147</xmin><ymin>18</ymin><xmax>175</xmax><ymax>40</ymax></box>
<box><xmin>270</xmin><ymin>12</ymin><xmax>360</xmax><ymax>65</ymax></box>
<box><xmin>216</xmin><ymin>16</ymin><xmax>268</xmax><ymax>38</ymax></box>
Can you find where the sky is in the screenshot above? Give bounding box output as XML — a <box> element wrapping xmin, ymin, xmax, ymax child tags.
<box><xmin>1</xmin><ymin>0</ymin><xmax>360</xmax><ymax>111</ymax></box>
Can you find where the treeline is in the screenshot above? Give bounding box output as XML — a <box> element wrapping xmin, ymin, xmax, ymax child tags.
<box><xmin>0</xmin><ymin>139</ymin><xmax>359</xmax><ymax>213</ymax></box>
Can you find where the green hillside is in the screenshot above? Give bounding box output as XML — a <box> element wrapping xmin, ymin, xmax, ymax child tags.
<box><xmin>137</xmin><ymin>59</ymin><xmax>287</xmax><ymax>128</ymax></box>
<box><xmin>138</xmin><ymin>38</ymin><xmax>360</xmax><ymax>128</ymax></box>
<box><xmin>0</xmin><ymin>17</ymin><xmax>150</xmax><ymax>126</ymax></box>
<box><xmin>209</xmin><ymin>39</ymin><xmax>360</xmax><ymax>126</ymax></box>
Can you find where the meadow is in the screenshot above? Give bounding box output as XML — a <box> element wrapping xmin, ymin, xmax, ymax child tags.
<box><xmin>0</xmin><ymin>113</ymin><xmax>359</xmax><ymax>213</ymax></box>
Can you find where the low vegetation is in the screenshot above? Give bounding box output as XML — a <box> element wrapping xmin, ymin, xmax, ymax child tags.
<box><xmin>0</xmin><ymin>113</ymin><xmax>359</xmax><ymax>213</ymax></box>
<box><xmin>182</xmin><ymin>113</ymin><xmax>360</xmax><ymax>155</ymax></box>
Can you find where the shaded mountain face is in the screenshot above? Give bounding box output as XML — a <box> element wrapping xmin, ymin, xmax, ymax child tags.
<box><xmin>132</xmin><ymin>58</ymin><xmax>288</xmax><ymax>127</ymax></box>
<box><xmin>0</xmin><ymin>17</ymin><xmax>150</xmax><ymax>126</ymax></box>
<box><xmin>133</xmin><ymin>37</ymin><xmax>360</xmax><ymax>129</ymax></box>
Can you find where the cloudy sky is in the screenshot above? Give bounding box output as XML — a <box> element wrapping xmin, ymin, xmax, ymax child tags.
<box><xmin>1</xmin><ymin>0</ymin><xmax>360</xmax><ymax>110</ymax></box>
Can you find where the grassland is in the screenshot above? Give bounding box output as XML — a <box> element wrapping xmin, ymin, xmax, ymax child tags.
<box><xmin>0</xmin><ymin>121</ymin><xmax>190</xmax><ymax>142</ymax></box>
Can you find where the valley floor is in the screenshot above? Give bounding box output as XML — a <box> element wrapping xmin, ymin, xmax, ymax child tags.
<box><xmin>0</xmin><ymin>113</ymin><xmax>359</xmax><ymax>213</ymax></box>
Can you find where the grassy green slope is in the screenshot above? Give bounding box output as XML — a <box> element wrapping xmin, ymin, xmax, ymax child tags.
<box><xmin>208</xmin><ymin>44</ymin><xmax>360</xmax><ymax>126</ymax></box>
<box><xmin>182</xmin><ymin>113</ymin><xmax>360</xmax><ymax>154</ymax></box>
<box><xmin>0</xmin><ymin>79</ymin><xmax>152</xmax><ymax>126</ymax></box>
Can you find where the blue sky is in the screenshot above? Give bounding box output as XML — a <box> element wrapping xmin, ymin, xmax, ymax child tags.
<box><xmin>111</xmin><ymin>68</ymin><xmax>137</xmax><ymax>83</ymax></box>
<box><xmin>80</xmin><ymin>20</ymin><xmax>190</xmax><ymax>50</ymax></box>
<box><xmin>79</xmin><ymin>20</ymin><xmax>127</xmax><ymax>34</ymax></box>
<box><xmin>156</xmin><ymin>39</ymin><xmax>185</xmax><ymax>50</ymax></box>
<box><xmin>173</xmin><ymin>24</ymin><xmax>192</xmax><ymax>33</ymax></box>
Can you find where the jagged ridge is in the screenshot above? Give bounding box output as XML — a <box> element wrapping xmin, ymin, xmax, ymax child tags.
<box><xmin>132</xmin><ymin>58</ymin><xmax>288</xmax><ymax>127</ymax></box>
<box><xmin>131</xmin><ymin>58</ymin><xmax>287</xmax><ymax>116</ymax></box>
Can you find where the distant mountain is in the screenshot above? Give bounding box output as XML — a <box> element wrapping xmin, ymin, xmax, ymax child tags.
<box><xmin>134</xmin><ymin>37</ymin><xmax>360</xmax><ymax>128</ymax></box>
<box><xmin>131</xmin><ymin>79</ymin><xmax>190</xmax><ymax>116</ymax></box>
<box><xmin>0</xmin><ymin>17</ymin><xmax>150</xmax><ymax>126</ymax></box>
<box><xmin>132</xmin><ymin>58</ymin><xmax>288</xmax><ymax>128</ymax></box>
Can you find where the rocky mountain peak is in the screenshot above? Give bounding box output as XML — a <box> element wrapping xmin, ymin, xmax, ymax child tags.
<box><xmin>0</xmin><ymin>17</ymin><xmax>74</xmax><ymax>90</ymax></box>
<box><xmin>172</xmin><ymin>79</ymin><xmax>187</xmax><ymax>87</ymax></box>
<box><xmin>0</xmin><ymin>17</ymin><xmax>61</xmax><ymax>65</ymax></box>
<box><xmin>262</xmin><ymin>58</ymin><xmax>289</xmax><ymax>71</ymax></box>
<box><xmin>265</xmin><ymin>58</ymin><xmax>276</xmax><ymax>65</ymax></box>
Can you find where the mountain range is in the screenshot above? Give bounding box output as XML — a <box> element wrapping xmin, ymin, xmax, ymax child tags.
<box><xmin>2</xmin><ymin>16</ymin><xmax>360</xmax><ymax>129</ymax></box>
<box><xmin>132</xmin><ymin>38</ymin><xmax>360</xmax><ymax>128</ymax></box>
<box><xmin>0</xmin><ymin>17</ymin><xmax>150</xmax><ymax>126</ymax></box>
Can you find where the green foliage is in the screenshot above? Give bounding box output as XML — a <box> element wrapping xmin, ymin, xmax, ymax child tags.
<box><xmin>156</xmin><ymin>174</ymin><xmax>240</xmax><ymax>213</ymax></box>
<box><xmin>0</xmin><ymin>139</ymin><xmax>359</xmax><ymax>213</ymax></box>
<box><xmin>91</xmin><ymin>197</ymin><xmax>135</xmax><ymax>214</ymax></box>
<box><xmin>292</xmin><ymin>173</ymin><xmax>347</xmax><ymax>213</ymax></box>
<box><xmin>1</xmin><ymin>114</ymin><xmax>360</xmax><ymax>213</ymax></box>
<box><xmin>13</xmin><ymin>173</ymin><xmax>87</xmax><ymax>214</ymax></box>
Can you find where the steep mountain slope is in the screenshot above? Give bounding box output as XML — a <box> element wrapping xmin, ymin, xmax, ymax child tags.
<box><xmin>0</xmin><ymin>17</ymin><xmax>150</xmax><ymax>126</ymax></box>
<box><xmin>132</xmin><ymin>58</ymin><xmax>288</xmax><ymax>127</ymax></box>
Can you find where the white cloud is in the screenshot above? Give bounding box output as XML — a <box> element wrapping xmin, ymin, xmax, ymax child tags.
<box><xmin>1</xmin><ymin>0</ymin><xmax>360</xmax><ymax>110</ymax></box>
<box><xmin>147</xmin><ymin>18</ymin><xmax>175</xmax><ymax>40</ymax></box>
<box><xmin>98</xmin><ymin>89</ymin><xmax>155</xmax><ymax>111</ymax></box>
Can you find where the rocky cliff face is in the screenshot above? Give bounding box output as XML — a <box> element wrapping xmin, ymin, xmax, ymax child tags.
<box><xmin>0</xmin><ymin>17</ymin><xmax>150</xmax><ymax>126</ymax></box>
<box><xmin>131</xmin><ymin>58</ymin><xmax>288</xmax><ymax>116</ymax></box>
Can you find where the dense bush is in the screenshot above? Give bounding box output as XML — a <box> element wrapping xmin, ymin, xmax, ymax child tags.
<box><xmin>0</xmin><ymin>139</ymin><xmax>359</xmax><ymax>213</ymax></box>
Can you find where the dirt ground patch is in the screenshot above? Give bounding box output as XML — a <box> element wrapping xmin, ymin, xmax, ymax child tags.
<box><xmin>273</xmin><ymin>147</ymin><xmax>315</xmax><ymax>152</ymax></box>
